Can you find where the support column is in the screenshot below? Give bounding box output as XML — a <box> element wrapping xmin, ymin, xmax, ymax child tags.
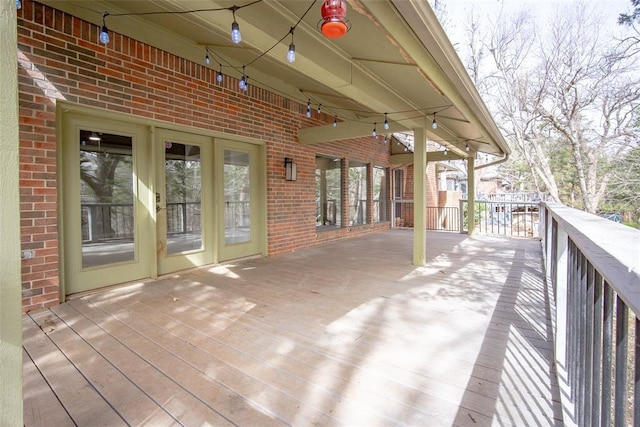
<box><xmin>0</xmin><ymin>1</ymin><xmax>24</xmax><ymax>425</ymax></box>
<box><xmin>412</xmin><ymin>125</ymin><xmax>426</xmax><ymax>266</ymax></box>
<box><xmin>467</xmin><ymin>156</ymin><xmax>476</xmax><ymax>234</ymax></box>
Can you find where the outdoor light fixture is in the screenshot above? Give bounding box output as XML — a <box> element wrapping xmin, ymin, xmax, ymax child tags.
<box><xmin>89</xmin><ymin>132</ymin><xmax>101</xmax><ymax>141</ymax></box>
<box><xmin>372</xmin><ymin>123</ymin><xmax>377</xmax><ymax>138</ymax></box>
<box><xmin>432</xmin><ymin>113</ymin><xmax>438</xmax><ymax>129</ymax></box>
<box><xmin>384</xmin><ymin>113</ymin><xmax>390</xmax><ymax>130</ymax></box>
<box><xmin>284</xmin><ymin>158</ymin><xmax>297</xmax><ymax>181</ymax></box>
<box><xmin>306</xmin><ymin>100</ymin><xmax>311</xmax><ymax>118</ymax></box>
<box><xmin>99</xmin><ymin>12</ymin><xmax>110</xmax><ymax>45</ymax></box>
<box><xmin>319</xmin><ymin>0</ymin><xmax>350</xmax><ymax>39</ymax></box>
<box><xmin>465</xmin><ymin>142</ymin><xmax>470</xmax><ymax>152</ymax></box>
<box><xmin>333</xmin><ymin>116</ymin><xmax>338</xmax><ymax>127</ymax></box>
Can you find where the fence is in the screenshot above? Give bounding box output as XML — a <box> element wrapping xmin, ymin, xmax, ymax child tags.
<box><xmin>541</xmin><ymin>202</ymin><xmax>639</xmax><ymax>426</ymax></box>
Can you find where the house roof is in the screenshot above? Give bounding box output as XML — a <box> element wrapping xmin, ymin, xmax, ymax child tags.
<box><xmin>39</xmin><ymin>0</ymin><xmax>509</xmax><ymax>158</ymax></box>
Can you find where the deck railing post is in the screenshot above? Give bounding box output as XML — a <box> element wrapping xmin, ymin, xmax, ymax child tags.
<box><xmin>554</xmin><ymin>226</ymin><xmax>569</xmax><ymax>374</ymax></box>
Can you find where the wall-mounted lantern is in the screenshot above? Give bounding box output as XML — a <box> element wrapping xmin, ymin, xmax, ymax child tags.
<box><xmin>285</xmin><ymin>157</ymin><xmax>297</xmax><ymax>181</ymax></box>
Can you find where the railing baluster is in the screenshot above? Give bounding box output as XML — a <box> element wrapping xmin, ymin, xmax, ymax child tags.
<box><xmin>603</xmin><ymin>283</ymin><xmax>614</xmax><ymax>426</ymax></box>
<box><xmin>615</xmin><ymin>297</ymin><xmax>629</xmax><ymax>427</ymax></box>
<box><xmin>635</xmin><ymin>316</ymin><xmax>639</xmax><ymax>427</ymax></box>
<box><xmin>592</xmin><ymin>271</ymin><xmax>604</xmax><ymax>425</ymax></box>
<box><xmin>584</xmin><ymin>262</ymin><xmax>595</xmax><ymax>427</ymax></box>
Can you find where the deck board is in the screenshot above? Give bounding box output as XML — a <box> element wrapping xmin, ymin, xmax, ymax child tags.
<box><xmin>24</xmin><ymin>231</ymin><xmax>564</xmax><ymax>426</ymax></box>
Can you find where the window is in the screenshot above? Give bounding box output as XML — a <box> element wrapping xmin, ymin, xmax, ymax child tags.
<box><xmin>373</xmin><ymin>166</ymin><xmax>388</xmax><ymax>222</ymax></box>
<box><xmin>348</xmin><ymin>161</ymin><xmax>368</xmax><ymax>226</ymax></box>
<box><xmin>316</xmin><ymin>156</ymin><xmax>342</xmax><ymax>230</ymax></box>
<box><xmin>393</xmin><ymin>168</ymin><xmax>404</xmax><ymax>219</ymax></box>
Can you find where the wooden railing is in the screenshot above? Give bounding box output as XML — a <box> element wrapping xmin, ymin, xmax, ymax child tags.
<box><xmin>541</xmin><ymin>202</ymin><xmax>640</xmax><ymax>426</ymax></box>
<box><xmin>460</xmin><ymin>200</ymin><xmax>540</xmax><ymax>237</ymax></box>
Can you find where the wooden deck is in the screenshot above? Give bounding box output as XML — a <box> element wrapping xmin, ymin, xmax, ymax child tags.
<box><xmin>23</xmin><ymin>230</ymin><xmax>564</xmax><ymax>426</ymax></box>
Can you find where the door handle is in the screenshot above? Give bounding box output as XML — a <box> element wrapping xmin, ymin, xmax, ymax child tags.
<box><xmin>156</xmin><ymin>205</ymin><xmax>165</xmax><ymax>213</ymax></box>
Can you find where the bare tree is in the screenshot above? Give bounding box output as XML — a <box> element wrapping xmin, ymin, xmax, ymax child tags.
<box><xmin>454</xmin><ymin>2</ymin><xmax>640</xmax><ymax>213</ymax></box>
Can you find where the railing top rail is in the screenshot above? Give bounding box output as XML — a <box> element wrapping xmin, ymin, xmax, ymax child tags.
<box><xmin>464</xmin><ymin>199</ymin><xmax>541</xmax><ymax>206</ymax></box>
<box><xmin>543</xmin><ymin>202</ymin><xmax>640</xmax><ymax>315</ymax></box>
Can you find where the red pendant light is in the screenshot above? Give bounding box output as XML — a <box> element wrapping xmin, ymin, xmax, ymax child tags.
<box><xmin>320</xmin><ymin>0</ymin><xmax>350</xmax><ymax>39</ymax></box>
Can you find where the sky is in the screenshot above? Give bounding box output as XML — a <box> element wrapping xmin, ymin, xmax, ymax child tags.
<box><xmin>435</xmin><ymin>0</ymin><xmax>633</xmax><ymax>46</ymax></box>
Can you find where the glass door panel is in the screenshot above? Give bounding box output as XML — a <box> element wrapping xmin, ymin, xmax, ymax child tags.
<box><xmin>164</xmin><ymin>142</ymin><xmax>202</xmax><ymax>254</ymax></box>
<box><xmin>224</xmin><ymin>150</ymin><xmax>251</xmax><ymax>245</ymax></box>
<box><xmin>156</xmin><ymin>129</ymin><xmax>214</xmax><ymax>275</ymax></box>
<box><xmin>79</xmin><ymin>130</ymin><xmax>135</xmax><ymax>268</ymax></box>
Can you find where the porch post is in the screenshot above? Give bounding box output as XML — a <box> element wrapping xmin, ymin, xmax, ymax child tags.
<box><xmin>412</xmin><ymin>125</ymin><xmax>426</xmax><ymax>266</ymax></box>
<box><xmin>467</xmin><ymin>156</ymin><xmax>476</xmax><ymax>234</ymax></box>
<box><xmin>0</xmin><ymin>1</ymin><xmax>24</xmax><ymax>425</ymax></box>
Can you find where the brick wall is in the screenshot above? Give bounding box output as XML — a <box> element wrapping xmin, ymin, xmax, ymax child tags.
<box><xmin>17</xmin><ymin>0</ymin><xmax>391</xmax><ymax>311</ymax></box>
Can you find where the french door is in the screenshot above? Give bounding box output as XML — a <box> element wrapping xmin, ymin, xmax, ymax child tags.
<box><xmin>155</xmin><ymin>129</ymin><xmax>214</xmax><ymax>275</ymax></box>
<box><xmin>61</xmin><ymin>113</ymin><xmax>265</xmax><ymax>296</ymax></box>
<box><xmin>61</xmin><ymin>114</ymin><xmax>153</xmax><ymax>295</ymax></box>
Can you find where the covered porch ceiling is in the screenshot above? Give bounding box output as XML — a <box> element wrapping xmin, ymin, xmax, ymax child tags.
<box><xmin>38</xmin><ymin>0</ymin><xmax>510</xmax><ymax>158</ymax></box>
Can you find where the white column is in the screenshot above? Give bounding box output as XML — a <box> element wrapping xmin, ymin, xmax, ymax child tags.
<box><xmin>0</xmin><ymin>1</ymin><xmax>24</xmax><ymax>425</ymax></box>
<box><xmin>467</xmin><ymin>156</ymin><xmax>476</xmax><ymax>234</ymax></box>
<box><xmin>413</xmin><ymin>125</ymin><xmax>426</xmax><ymax>266</ymax></box>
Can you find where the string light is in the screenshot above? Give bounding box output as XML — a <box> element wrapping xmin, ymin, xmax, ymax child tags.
<box><xmin>287</xmin><ymin>28</ymin><xmax>296</xmax><ymax>63</ymax></box>
<box><xmin>239</xmin><ymin>66</ymin><xmax>247</xmax><ymax>91</ymax></box>
<box><xmin>230</xmin><ymin>7</ymin><xmax>242</xmax><ymax>44</ymax></box>
<box><xmin>384</xmin><ymin>113</ymin><xmax>389</xmax><ymax>130</ymax></box>
<box><xmin>372</xmin><ymin>123</ymin><xmax>377</xmax><ymax>138</ymax></box>
<box><xmin>444</xmin><ymin>147</ymin><xmax>448</xmax><ymax>155</ymax></box>
<box><xmin>287</xmin><ymin>43</ymin><xmax>296</xmax><ymax>63</ymax></box>
<box><xmin>465</xmin><ymin>142</ymin><xmax>470</xmax><ymax>152</ymax></box>
<box><xmin>205</xmin><ymin>53</ymin><xmax>211</xmax><ymax>65</ymax></box>
<box><xmin>333</xmin><ymin>116</ymin><xmax>337</xmax><ymax>127</ymax></box>
<box><xmin>317</xmin><ymin>104</ymin><xmax>322</xmax><ymax>114</ymax></box>
<box><xmin>16</xmin><ymin>0</ymin><xmax>22</xmax><ymax>10</ymax></box>
<box><xmin>306</xmin><ymin>100</ymin><xmax>311</xmax><ymax>118</ymax></box>
<box><xmin>432</xmin><ymin>112</ymin><xmax>438</xmax><ymax>129</ymax></box>
<box><xmin>217</xmin><ymin>64</ymin><xmax>224</xmax><ymax>83</ymax></box>
<box><xmin>99</xmin><ymin>12</ymin><xmax>110</xmax><ymax>44</ymax></box>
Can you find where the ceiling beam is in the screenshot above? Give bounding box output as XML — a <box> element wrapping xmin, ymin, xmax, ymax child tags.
<box><xmin>298</xmin><ymin>120</ymin><xmax>410</xmax><ymax>145</ymax></box>
<box><xmin>390</xmin><ymin>151</ymin><xmax>466</xmax><ymax>164</ymax></box>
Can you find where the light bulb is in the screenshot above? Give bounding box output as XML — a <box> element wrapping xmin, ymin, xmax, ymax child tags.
<box><xmin>384</xmin><ymin>114</ymin><xmax>390</xmax><ymax>130</ymax></box>
<box><xmin>432</xmin><ymin>114</ymin><xmax>438</xmax><ymax>129</ymax></box>
<box><xmin>100</xmin><ymin>26</ymin><xmax>110</xmax><ymax>44</ymax></box>
<box><xmin>333</xmin><ymin>116</ymin><xmax>337</xmax><ymax>128</ymax></box>
<box><xmin>465</xmin><ymin>143</ymin><xmax>470</xmax><ymax>152</ymax></box>
<box><xmin>231</xmin><ymin>21</ymin><xmax>241</xmax><ymax>44</ymax></box>
<box><xmin>372</xmin><ymin>123</ymin><xmax>377</xmax><ymax>138</ymax></box>
<box><xmin>317</xmin><ymin>104</ymin><xmax>321</xmax><ymax>114</ymax></box>
<box><xmin>16</xmin><ymin>0</ymin><xmax>21</xmax><ymax>9</ymax></box>
<box><xmin>306</xmin><ymin>101</ymin><xmax>311</xmax><ymax>118</ymax></box>
<box><xmin>217</xmin><ymin>71</ymin><xmax>223</xmax><ymax>83</ymax></box>
<box><xmin>205</xmin><ymin>54</ymin><xmax>210</xmax><ymax>65</ymax></box>
<box><xmin>444</xmin><ymin>148</ymin><xmax>448</xmax><ymax>155</ymax></box>
<box><xmin>287</xmin><ymin>43</ymin><xmax>296</xmax><ymax>63</ymax></box>
<box><xmin>239</xmin><ymin>76</ymin><xmax>246</xmax><ymax>91</ymax></box>
<box><xmin>100</xmin><ymin>13</ymin><xmax>110</xmax><ymax>45</ymax></box>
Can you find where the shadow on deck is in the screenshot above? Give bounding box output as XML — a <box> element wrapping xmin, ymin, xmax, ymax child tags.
<box><xmin>23</xmin><ymin>230</ymin><xmax>563</xmax><ymax>426</ymax></box>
